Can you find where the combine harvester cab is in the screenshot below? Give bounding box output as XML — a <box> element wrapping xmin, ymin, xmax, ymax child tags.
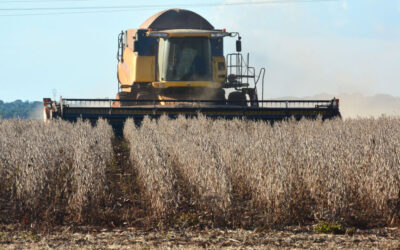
<box><xmin>43</xmin><ymin>9</ymin><xmax>341</xmax><ymax>133</ymax></box>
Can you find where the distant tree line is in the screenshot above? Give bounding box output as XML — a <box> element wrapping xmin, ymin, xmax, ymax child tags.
<box><xmin>0</xmin><ymin>100</ymin><xmax>42</xmax><ymax>119</ymax></box>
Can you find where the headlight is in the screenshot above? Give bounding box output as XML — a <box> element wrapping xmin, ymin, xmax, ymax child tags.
<box><xmin>210</xmin><ymin>32</ymin><xmax>229</xmax><ymax>38</ymax></box>
<box><xmin>147</xmin><ymin>32</ymin><xmax>168</xmax><ymax>38</ymax></box>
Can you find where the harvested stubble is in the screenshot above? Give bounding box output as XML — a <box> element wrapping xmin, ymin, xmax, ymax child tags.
<box><xmin>124</xmin><ymin>116</ymin><xmax>400</xmax><ymax>227</ymax></box>
<box><xmin>0</xmin><ymin>119</ymin><xmax>113</xmax><ymax>224</ymax></box>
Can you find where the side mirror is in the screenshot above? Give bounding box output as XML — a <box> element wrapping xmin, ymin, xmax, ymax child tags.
<box><xmin>133</xmin><ymin>40</ymin><xmax>139</xmax><ymax>52</ymax></box>
<box><xmin>236</xmin><ymin>39</ymin><xmax>242</xmax><ymax>52</ymax></box>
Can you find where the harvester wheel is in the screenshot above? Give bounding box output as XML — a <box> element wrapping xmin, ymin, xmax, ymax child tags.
<box><xmin>227</xmin><ymin>91</ymin><xmax>247</xmax><ymax>106</ymax></box>
<box><xmin>137</xmin><ymin>92</ymin><xmax>155</xmax><ymax>105</ymax></box>
<box><xmin>214</xmin><ymin>89</ymin><xmax>226</xmax><ymax>105</ymax></box>
<box><xmin>114</xmin><ymin>92</ymin><xmax>137</xmax><ymax>107</ymax></box>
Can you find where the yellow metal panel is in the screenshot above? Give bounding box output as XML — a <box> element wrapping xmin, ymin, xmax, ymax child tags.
<box><xmin>118</xmin><ymin>47</ymin><xmax>155</xmax><ymax>88</ymax></box>
<box><xmin>212</xmin><ymin>57</ymin><xmax>226</xmax><ymax>82</ymax></box>
<box><xmin>126</xmin><ymin>29</ymin><xmax>137</xmax><ymax>50</ymax></box>
<box><xmin>152</xmin><ymin>81</ymin><xmax>222</xmax><ymax>88</ymax></box>
<box><xmin>135</xmin><ymin>56</ymin><xmax>155</xmax><ymax>82</ymax></box>
<box><xmin>118</xmin><ymin>48</ymin><xmax>135</xmax><ymax>86</ymax></box>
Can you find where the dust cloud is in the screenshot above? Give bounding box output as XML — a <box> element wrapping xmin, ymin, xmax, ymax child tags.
<box><xmin>29</xmin><ymin>104</ymin><xmax>45</xmax><ymax>120</ymax></box>
<box><xmin>275</xmin><ymin>93</ymin><xmax>400</xmax><ymax>119</ymax></box>
<box><xmin>334</xmin><ymin>93</ymin><xmax>400</xmax><ymax>118</ymax></box>
<box><xmin>210</xmin><ymin>2</ymin><xmax>400</xmax><ymax>111</ymax></box>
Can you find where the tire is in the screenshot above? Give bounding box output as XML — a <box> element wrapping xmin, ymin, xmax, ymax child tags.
<box><xmin>137</xmin><ymin>92</ymin><xmax>155</xmax><ymax>105</ymax></box>
<box><xmin>114</xmin><ymin>92</ymin><xmax>137</xmax><ymax>107</ymax></box>
<box><xmin>214</xmin><ymin>89</ymin><xmax>226</xmax><ymax>105</ymax></box>
<box><xmin>227</xmin><ymin>91</ymin><xmax>247</xmax><ymax>106</ymax></box>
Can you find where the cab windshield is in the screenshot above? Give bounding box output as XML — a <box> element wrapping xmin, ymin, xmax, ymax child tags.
<box><xmin>158</xmin><ymin>37</ymin><xmax>212</xmax><ymax>81</ymax></box>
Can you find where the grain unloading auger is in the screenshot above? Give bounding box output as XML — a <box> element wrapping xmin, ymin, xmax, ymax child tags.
<box><xmin>43</xmin><ymin>9</ymin><xmax>341</xmax><ymax>133</ymax></box>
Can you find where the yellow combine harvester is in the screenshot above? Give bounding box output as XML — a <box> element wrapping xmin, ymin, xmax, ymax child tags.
<box><xmin>44</xmin><ymin>9</ymin><xmax>340</xmax><ymax>132</ymax></box>
<box><xmin>115</xmin><ymin>8</ymin><xmax>260</xmax><ymax>106</ymax></box>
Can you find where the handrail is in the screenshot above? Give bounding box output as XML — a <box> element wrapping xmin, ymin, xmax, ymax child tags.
<box><xmin>256</xmin><ymin>67</ymin><xmax>266</xmax><ymax>105</ymax></box>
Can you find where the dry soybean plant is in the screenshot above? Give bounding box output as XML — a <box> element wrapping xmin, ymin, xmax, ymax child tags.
<box><xmin>124</xmin><ymin>118</ymin><xmax>179</xmax><ymax>220</ymax></box>
<box><xmin>1</xmin><ymin>115</ymin><xmax>399</xmax><ymax>228</ymax></box>
<box><xmin>124</xmin><ymin>115</ymin><xmax>400</xmax><ymax>227</ymax></box>
<box><xmin>0</xmin><ymin>118</ymin><xmax>114</xmax><ymax>224</ymax></box>
<box><xmin>158</xmin><ymin>116</ymin><xmax>232</xmax><ymax>219</ymax></box>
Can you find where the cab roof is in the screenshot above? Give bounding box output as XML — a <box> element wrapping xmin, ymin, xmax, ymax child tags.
<box><xmin>140</xmin><ymin>9</ymin><xmax>214</xmax><ymax>31</ymax></box>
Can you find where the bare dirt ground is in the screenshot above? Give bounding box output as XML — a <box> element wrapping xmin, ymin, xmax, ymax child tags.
<box><xmin>1</xmin><ymin>225</ymin><xmax>400</xmax><ymax>249</ymax></box>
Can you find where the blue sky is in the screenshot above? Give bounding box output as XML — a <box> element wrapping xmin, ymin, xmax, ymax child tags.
<box><xmin>0</xmin><ymin>0</ymin><xmax>399</xmax><ymax>102</ymax></box>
